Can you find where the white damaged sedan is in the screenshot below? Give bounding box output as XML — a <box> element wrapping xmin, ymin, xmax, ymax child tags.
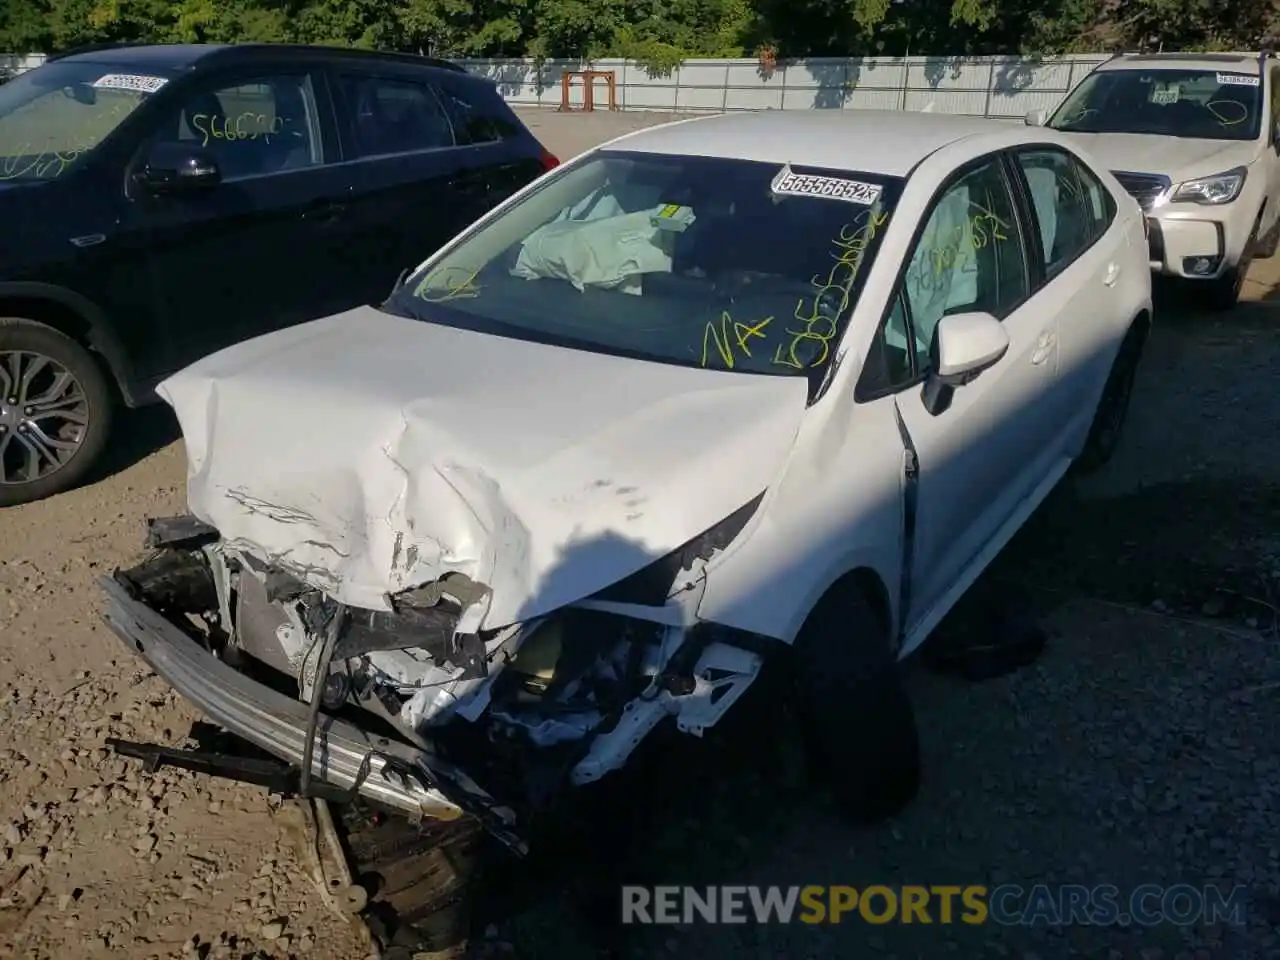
<box><xmin>100</xmin><ymin>109</ymin><xmax>1153</xmax><ymax>849</ymax></box>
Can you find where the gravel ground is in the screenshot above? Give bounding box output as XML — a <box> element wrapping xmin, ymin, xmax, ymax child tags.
<box><xmin>0</xmin><ymin>108</ymin><xmax>1278</xmax><ymax>959</ymax></box>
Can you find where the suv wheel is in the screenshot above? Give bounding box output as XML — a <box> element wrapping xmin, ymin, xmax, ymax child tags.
<box><xmin>791</xmin><ymin>583</ymin><xmax>921</xmax><ymax>823</ymax></box>
<box><xmin>1204</xmin><ymin>219</ymin><xmax>1260</xmax><ymax>312</ymax></box>
<box><xmin>0</xmin><ymin>318</ymin><xmax>113</xmax><ymax>507</ymax></box>
<box><xmin>1204</xmin><ymin>266</ymin><xmax>1246</xmax><ymax>311</ymax></box>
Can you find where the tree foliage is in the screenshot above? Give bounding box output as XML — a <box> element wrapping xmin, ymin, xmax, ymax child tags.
<box><xmin>2</xmin><ymin>0</ymin><xmax>1276</xmax><ymax>69</ymax></box>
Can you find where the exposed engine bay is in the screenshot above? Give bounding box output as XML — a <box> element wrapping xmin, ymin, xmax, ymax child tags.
<box><xmin>112</xmin><ymin>513</ymin><xmax>775</xmax><ymax>842</ymax></box>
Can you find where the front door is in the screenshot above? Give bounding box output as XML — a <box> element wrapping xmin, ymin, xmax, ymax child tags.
<box><xmin>328</xmin><ymin>68</ymin><xmax>494</xmax><ymax>304</ymax></box>
<box><xmin>886</xmin><ymin>155</ymin><xmax>1066</xmax><ymax>630</ymax></box>
<box><xmin>133</xmin><ymin>68</ymin><xmax>354</xmax><ymax>373</ymax></box>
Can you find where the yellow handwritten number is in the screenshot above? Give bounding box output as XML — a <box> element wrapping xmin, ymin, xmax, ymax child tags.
<box><xmin>773</xmin><ymin>208</ymin><xmax>889</xmax><ymax>371</ymax></box>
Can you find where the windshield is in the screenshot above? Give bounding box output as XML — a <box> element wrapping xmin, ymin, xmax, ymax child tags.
<box><xmin>1049</xmin><ymin>68</ymin><xmax>1262</xmax><ymax>141</ymax></box>
<box><xmin>0</xmin><ymin>60</ymin><xmax>173</xmax><ymax>182</ymax></box>
<box><xmin>384</xmin><ymin>150</ymin><xmax>902</xmax><ymax>390</ymax></box>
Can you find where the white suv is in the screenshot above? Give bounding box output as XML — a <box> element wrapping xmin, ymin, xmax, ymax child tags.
<box><xmin>1028</xmin><ymin>51</ymin><xmax>1280</xmax><ymax>309</ymax></box>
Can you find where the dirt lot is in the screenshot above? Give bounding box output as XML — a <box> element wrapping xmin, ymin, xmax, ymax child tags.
<box><xmin>1</xmin><ymin>108</ymin><xmax>1278</xmax><ymax>960</ymax></box>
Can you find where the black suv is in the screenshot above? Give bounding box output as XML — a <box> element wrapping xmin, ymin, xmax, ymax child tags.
<box><xmin>0</xmin><ymin>43</ymin><xmax>558</xmax><ymax>506</ymax></box>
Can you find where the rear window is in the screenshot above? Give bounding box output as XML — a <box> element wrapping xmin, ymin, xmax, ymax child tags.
<box><xmin>436</xmin><ymin>82</ymin><xmax>520</xmax><ymax>145</ymax></box>
<box><xmin>337</xmin><ymin>74</ymin><xmax>455</xmax><ymax>156</ymax></box>
<box><xmin>385</xmin><ymin>150</ymin><xmax>904</xmax><ymax>394</ymax></box>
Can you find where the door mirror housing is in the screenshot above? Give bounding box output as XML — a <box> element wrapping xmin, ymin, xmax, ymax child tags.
<box><xmin>136</xmin><ymin>142</ymin><xmax>221</xmax><ymax>195</ymax></box>
<box><xmin>921</xmin><ymin>311</ymin><xmax>1011</xmax><ymax>415</ymax></box>
<box><xmin>1025</xmin><ymin>108</ymin><xmax>1048</xmax><ymax>127</ymax></box>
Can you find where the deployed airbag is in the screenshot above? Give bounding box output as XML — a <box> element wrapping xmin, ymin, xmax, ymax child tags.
<box><xmin>511</xmin><ymin>187</ymin><xmax>674</xmax><ymax>293</ymax></box>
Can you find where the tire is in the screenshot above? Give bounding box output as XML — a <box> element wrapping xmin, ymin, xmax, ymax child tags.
<box><xmin>790</xmin><ymin>584</ymin><xmax>920</xmax><ymax>824</ymax></box>
<box><xmin>0</xmin><ymin>318</ymin><xmax>113</xmax><ymax>507</ymax></box>
<box><xmin>1203</xmin><ymin>217</ymin><xmax>1260</xmax><ymax>312</ymax></box>
<box><xmin>1075</xmin><ymin>321</ymin><xmax>1145</xmax><ymax>474</ymax></box>
<box><xmin>1203</xmin><ymin>266</ymin><xmax>1246</xmax><ymax>311</ymax></box>
<box><xmin>1258</xmin><ymin>220</ymin><xmax>1280</xmax><ymax>259</ymax></box>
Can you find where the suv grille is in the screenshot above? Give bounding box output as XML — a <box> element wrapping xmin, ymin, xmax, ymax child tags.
<box><xmin>1111</xmin><ymin>171</ymin><xmax>1170</xmax><ymax>211</ymax></box>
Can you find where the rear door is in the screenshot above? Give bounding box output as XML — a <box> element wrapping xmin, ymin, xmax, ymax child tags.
<box><xmin>1007</xmin><ymin>145</ymin><xmax>1125</xmax><ymax>441</ymax></box>
<box><xmin>132</xmin><ymin>66</ymin><xmax>354</xmax><ymax>372</ymax></box>
<box><xmin>328</xmin><ymin>66</ymin><xmax>494</xmax><ymax>303</ymax></box>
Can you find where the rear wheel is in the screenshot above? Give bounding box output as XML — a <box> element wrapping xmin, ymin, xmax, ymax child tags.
<box><xmin>0</xmin><ymin>318</ymin><xmax>113</xmax><ymax>507</ymax></box>
<box><xmin>1075</xmin><ymin>321</ymin><xmax>1146</xmax><ymax>474</ymax></box>
<box><xmin>791</xmin><ymin>584</ymin><xmax>920</xmax><ymax>823</ymax></box>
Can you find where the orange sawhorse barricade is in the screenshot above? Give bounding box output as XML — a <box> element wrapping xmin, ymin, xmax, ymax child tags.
<box><xmin>558</xmin><ymin>70</ymin><xmax>618</xmax><ymax>111</ymax></box>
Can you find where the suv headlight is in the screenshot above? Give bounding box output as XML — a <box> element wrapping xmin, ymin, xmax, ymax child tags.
<box><xmin>1171</xmin><ymin>167</ymin><xmax>1247</xmax><ymax>205</ymax></box>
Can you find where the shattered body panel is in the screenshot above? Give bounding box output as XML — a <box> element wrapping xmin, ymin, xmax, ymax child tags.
<box><xmin>158</xmin><ymin>307</ymin><xmax>809</xmax><ymax>626</ymax></box>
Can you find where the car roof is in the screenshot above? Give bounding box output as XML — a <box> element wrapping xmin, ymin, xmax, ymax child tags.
<box><xmin>46</xmin><ymin>42</ymin><xmax>465</xmax><ymax>75</ymax></box>
<box><xmin>1096</xmin><ymin>52</ymin><xmax>1263</xmax><ymax>75</ymax></box>
<box><xmin>603</xmin><ymin>109</ymin><xmax>1021</xmax><ymax>177</ymax></box>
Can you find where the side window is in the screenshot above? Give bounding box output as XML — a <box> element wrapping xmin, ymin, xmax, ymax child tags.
<box><xmin>152</xmin><ymin>74</ymin><xmax>320</xmax><ymax>182</ymax></box>
<box><xmin>903</xmin><ymin>161</ymin><xmax>1028</xmax><ymax>365</ymax></box>
<box><xmin>337</xmin><ymin>74</ymin><xmax>455</xmax><ymax>157</ymax></box>
<box><xmin>859</xmin><ymin>291</ymin><xmax>916</xmax><ymax>393</ymax></box>
<box><xmin>860</xmin><ymin>160</ymin><xmax>1028</xmax><ymax>395</ymax></box>
<box><xmin>435</xmin><ymin>82</ymin><xmax>519</xmax><ymax>145</ymax></box>
<box><xmin>1014</xmin><ymin>148</ymin><xmax>1112</xmax><ymax>276</ymax></box>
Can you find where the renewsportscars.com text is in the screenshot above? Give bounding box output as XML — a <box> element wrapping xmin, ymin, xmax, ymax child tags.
<box><xmin>621</xmin><ymin>884</ymin><xmax>1249</xmax><ymax>926</ymax></box>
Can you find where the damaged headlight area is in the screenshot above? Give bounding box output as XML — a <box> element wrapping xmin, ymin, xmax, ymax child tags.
<box><xmin>103</xmin><ymin>513</ymin><xmax>773</xmax><ymax>844</ymax></box>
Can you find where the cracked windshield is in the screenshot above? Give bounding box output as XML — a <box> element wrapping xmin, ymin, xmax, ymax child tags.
<box><xmin>1049</xmin><ymin>67</ymin><xmax>1263</xmax><ymax>140</ymax></box>
<box><xmin>0</xmin><ymin>60</ymin><xmax>170</xmax><ymax>182</ymax></box>
<box><xmin>386</xmin><ymin>151</ymin><xmax>902</xmax><ymax>379</ymax></box>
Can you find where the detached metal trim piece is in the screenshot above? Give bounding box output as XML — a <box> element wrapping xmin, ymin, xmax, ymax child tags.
<box><xmin>98</xmin><ymin>575</ymin><xmax>468</xmax><ymax>823</ymax></box>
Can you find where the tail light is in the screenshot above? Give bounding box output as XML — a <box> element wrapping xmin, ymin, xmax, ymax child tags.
<box><xmin>539</xmin><ymin>148</ymin><xmax>560</xmax><ymax>172</ymax></box>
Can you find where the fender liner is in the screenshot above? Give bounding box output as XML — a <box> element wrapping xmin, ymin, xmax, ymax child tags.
<box><xmin>0</xmin><ymin>281</ymin><xmax>145</xmax><ymax>407</ymax></box>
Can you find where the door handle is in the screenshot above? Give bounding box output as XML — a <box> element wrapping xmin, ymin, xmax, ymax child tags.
<box><xmin>1103</xmin><ymin>262</ymin><xmax>1120</xmax><ymax>287</ymax></box>
<box><xmin>455</xmin><ymin>170</ymin><xmax>489</xmax><ymax>193</ymax></box>
<box><xmin>1030</xmin><ymin>330</ymin><xmax>1055</xmax><ymax>365</ymax></box>
<box><xmin>302</xmin><ymin>199</ymin><xmax>346</xmax><ymax>222</ymax></box>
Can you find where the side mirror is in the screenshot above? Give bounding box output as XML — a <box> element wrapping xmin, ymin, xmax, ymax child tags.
<box><xmin>135</xmin><ymin>141</ymin><xmax>221</xmax><ymax>195</ymax></box>
<box><xmin>921</xmin><ymin>311</ymin><xmax>1010</xmax><ymax>415</ymax></box>
<box><xmin>1025</xmin><ymin>109</ymin><xmax>1048</xmax><ymax>127</ymax></box>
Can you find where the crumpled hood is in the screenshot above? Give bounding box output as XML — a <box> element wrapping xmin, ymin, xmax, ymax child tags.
<box><xmin>1058</xmin><ymin>132</ymin><xmax>1257</xmax><ymax>180</ymax></box>
<box><xmin>158</xmin><ymin>306</ymin><xmax>809</xmax><ymax>627</ymax></box>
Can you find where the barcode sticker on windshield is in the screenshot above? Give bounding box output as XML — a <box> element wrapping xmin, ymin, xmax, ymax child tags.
<box><xmin>1216</xmin><ymin>73</ymin><xmax>1259</xmax><ymax>87</ymax></box>
<box><xmin>91</xmin><ymin>73</ymin><xmax>169</xmax><ymax>94</ymax></box>
<box><xmin>771</xmin><ymin>166</ymin><xmax>883</xmax><ymax>205</ymax></box>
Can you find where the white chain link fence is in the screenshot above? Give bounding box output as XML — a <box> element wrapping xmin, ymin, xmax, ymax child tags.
<box><xmin>3</xmin><ymin>51</ymin><xmax>1107</xmax><ymax>119</ymax></box>
<box><xmin>456</xmin><ymin>54</ymin><xmax>1111</xmax><ymax>117</ymax></box>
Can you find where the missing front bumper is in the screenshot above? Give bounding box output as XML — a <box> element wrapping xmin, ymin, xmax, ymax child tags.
<box><xmin>98</xmin><ymin>574</ymin><xmax>527</xmax><ymax>853</ymax></box>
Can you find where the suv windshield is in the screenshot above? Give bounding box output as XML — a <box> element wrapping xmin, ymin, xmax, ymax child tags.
<box><xmin>384</xmin><ymin>150</ymin><xmax>902</xmax><ymax>390</ymax></box>
<box><xmin>1050</xmin><ymin>68</ymin><xmax>1263</xmax><ymax>141</ymax></box>
<box><xmin>0</xmin><ymin>60</ymin><xmax>173</xmax><ymax>182</ymax></box>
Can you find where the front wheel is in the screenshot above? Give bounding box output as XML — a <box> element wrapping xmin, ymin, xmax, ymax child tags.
<box><xmin>0</xmin><ymin>318</ymin><xmax>113</xmax><ymax>508</ymax></box>
<box><xmin>791</xmin><ymin>584</ymin><xmax>920</xmax><ymax>824</ymax></box>
<box><xmin>1203</xmin><ymin>266</ymin><xmax>1246</xmax><ymax>312</ymax></box>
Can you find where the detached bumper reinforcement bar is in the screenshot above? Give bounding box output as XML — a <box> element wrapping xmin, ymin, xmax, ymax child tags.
<box><xmin>98</xmin><ymin>574</ymin><xmax>524</xmax><ymax>852</ymax></box>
